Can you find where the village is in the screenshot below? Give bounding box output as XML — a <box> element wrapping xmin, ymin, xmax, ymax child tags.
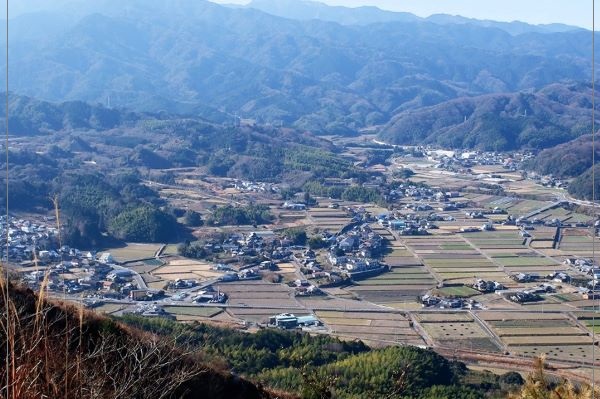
<box><xmin>4</xmin><ymin>143</ymin><xmax>600</xmax><ymax>377</ymax></box>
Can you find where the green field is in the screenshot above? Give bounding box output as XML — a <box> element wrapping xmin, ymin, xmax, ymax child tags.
<box><xmin>492</xmin><ymin>257</ymin><xmax>555</xmax><ymax>267</ymax></box>
<box><xmin>434</xmin><ymin>286</ymin><xmax>480</xmax><ymax>297</ymax></box>
<box><xmin>105</xmin><ymin>243</ymin><xmax>163</xmax><ymax>262</ymax></box>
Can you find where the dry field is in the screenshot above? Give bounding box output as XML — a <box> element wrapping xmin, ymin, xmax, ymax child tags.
<box><xmin>107</xmin><ymin>243</ymin><xmax>163</xmax><ymax>262</ymax></box>
<box><xmin>418</xmin><ymin>313</ymin><xmax>500</xmax><ymax>352</ymax></box>
<box><xmin>405</xmin><ymin>235</ymin><xmax>510</xmax><ymax>283</ymax></box>
<box><xmin>477</xmin><ymin>311</ymin><xmax>595</xmax><ymax>362</ymax></box>
<box><xmin>315</xmin><ymin>310</ymin><xmax>424</xmax><ymax>347</ymax></box>
<box><xmin>214</xmin><ymin>280</ymin><xmax>301</xmax><ymax>309</ymax></box>
<box><xmin>152</xmin><ymin>258</ymin><xmax>223</xmax><ymax>281</ymax></box>
<box><xmin>348</xmin><ymin>266</ymin><xmax>436</xmax><ymax>303</ymax></box>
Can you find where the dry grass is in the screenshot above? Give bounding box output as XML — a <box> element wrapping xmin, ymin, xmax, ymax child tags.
<box><xmin>0</xmin><ymin>282</ymin><xmax>283</xmax><ymax>399</ymax></box>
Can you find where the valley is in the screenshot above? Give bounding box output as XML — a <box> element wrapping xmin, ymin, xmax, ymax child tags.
<box><xmin>7</xmin><ymin>129</ymin><xmax>600</xmax><ymax>383</ymax></box>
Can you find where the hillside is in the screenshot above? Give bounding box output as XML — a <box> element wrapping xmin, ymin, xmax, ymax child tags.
<box><xmin>0</xmin><ymin>95</ymin><xmax>359</xmax><ymax>246</ymax></box>
<box><xmin>525</xmin><ymin>134</ymin><xmax>600</xmax><ymax>200</ymax></box>
<box><xmin>526</xmin><ymin>134</ymin><xmax>600</xmax><ymax>178</ymax></box>
<box><xmin>378</xmin><ymin>83</ymin><xmax>597</xmax><ymax>151</ymax></box>
<box><xmin>0</xmin><ymin>283</ymin><xmax>288</xmax><ymax>399</ymax></box>
<box><xmin>1</xmin><ymin>0</ymin><xmax>598</xmax><ymax>134</ymax></box>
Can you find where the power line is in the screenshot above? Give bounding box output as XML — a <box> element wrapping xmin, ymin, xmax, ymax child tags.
<box><xmin>4</xmin><ymin>0</ymin><xmax>8</xmax><ymax>396</ymax></box>
<box><xmin>593</xmin><ymin>0</ymin><xmax>596</xmax><ymax>395</ymax></box>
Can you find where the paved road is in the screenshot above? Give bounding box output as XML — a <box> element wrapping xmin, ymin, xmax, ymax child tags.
<box><xmin>112</xmin><ymin>264</ymin><xmax>148</xmax><ymax>290</ymax></box>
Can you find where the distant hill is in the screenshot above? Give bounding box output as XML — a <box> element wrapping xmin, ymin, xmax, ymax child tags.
<box><xmin>245</xmin><ymin>0</ymin><xmax>419</xmax><ymax>25</ymax></box>
<box><xmin>0</xmin><ymin>0</ymin><xmax>597</xmax><ymax>134</ymax></box>
<box><xmin>525</xmin><ymin>134</ymin><xmax>600</xmax><ymax>200</ymax></box>
<box><xmin>378</xmin><ymin>83</ymin><xmax>597</xmax><ymax>151</ymax></box>
<box><xmin>246</xmin><ymin>0</ymin><xmax>582</xmax><ymax>35</ymax></box>
<box><xmin>526</xmin><ymin>134</ymin><xmax>600</xmax><ymax>178</ymax></box>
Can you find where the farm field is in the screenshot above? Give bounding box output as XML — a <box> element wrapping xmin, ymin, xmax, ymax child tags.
<box><xmin>106</xmin><ymin>243</ymin><xmax>163</xmax><ymax>262</ymax></box>
<box><xmin>215</xmin><ymin>280</ymin><xmax>300</xmax><ymax>309</ymax></box>
<box><xmin>477</xmin><ymin>311</ymin><xmax>595</xmax><ymax>362</ymax></box>
<box><xmin>152</xmin><ymin>258</ymin><xmax>223</xmax><ymax>281</ymax></box>
<box><xmin>404</xmin><ymin>235</ymin><xmax>510</xmax><ymax>283</ymax></box>
<box><xmin>416</xmin><ymin>312</ymin><xmax>500</xmax><ymax>352</ymax></box>
<box><xmin>349</xmin><ymin>265</ymin><xmax>436</xmax><ymax>303</ymax></box>
<box><xmin>434</xmin><ymin>285</ymin><xmax>480</xmax><ymax>297</ymax></box>
<box><xmin>316</xmin><ymin>310</ymin><xmax>424</xmax><ymax>347</ymax></box>
<box><xmin>558</xmin><ymin>229</ymin><xmax>600</xmax><ymax>259</ymax></box>
<box><xmin>162</xmin><ymin>306</ymin><xmax>223</xmax><ymax>318</ymax></box>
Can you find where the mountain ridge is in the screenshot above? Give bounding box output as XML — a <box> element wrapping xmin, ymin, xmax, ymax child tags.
<box><xmin>245</xmin><ymin>0</ymin><xmax>583</xmax><ymax>35</ymax></box>
<box><xmin>0</xmin><ymin>0</ymin><xmax>597</xmax><ymax>134</ymax></box>
<box><xmin>377</xmin><ymin>82</ymin><xmax>597</xmax><ymax>151</ymax></box>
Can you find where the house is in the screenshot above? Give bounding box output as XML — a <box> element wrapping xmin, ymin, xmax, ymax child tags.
<box><xmin>509</xmin><ymin>291</ymin><xmax>539</xmax><ymax>303</ymax></box>
<box><xmin>338</xmin><ymin>236</ymin><xmax>356</xmax><ymax>252</ymax></box>
<box><xmin>420</xmin><ymin>295</ymin><xmax>440</xmax><ymax>307</ymax></box>
<box><xmin>473</xmin><ymin>279</ymin><xmax>504</xmax><ymax>293</ymax></box>
<box><xmin>130</xmin><ymin>289</ymin><xmax>149</xmax><ymax>301</ymax></box>
<box><xmin>282</xmin><ymin>202</ymin><xmax>306</xmax><ymax>211</ymax></box>
<box><xmin>107</xmin><ymin>269</ymin><xmax>133</xmax><ymax>281</ymax></box>
<box><xmin>98</xmin><ymin>253</ymin><xmax>115</xmax><ymax>264</ymax></box>
<box><xmin>269</xmin><ymin>313</ymin><xmax>299</xmax><ymax>329</ymax></box>
<box><xmin>511</xmin><ymin>273</ymin><xmax>537</xmax><ymax>283</ymax></box>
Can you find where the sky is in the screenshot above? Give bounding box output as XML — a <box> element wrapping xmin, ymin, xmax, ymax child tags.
<box><xmin>212</xmin><ymin>0</ymin><xmax>595</xmax><ymax>29</ymax></box>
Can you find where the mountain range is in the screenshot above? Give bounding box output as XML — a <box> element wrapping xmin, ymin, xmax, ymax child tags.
<box><xmin>244</xmin><ymin>0</ymin><xmax>582</xmax><ymax>35</ymax></box>
<box><xmin>378</xmin><ymin>82</ymin><xmax>597</xmax><ymax>151</ymax></box>
<box><xmin>2</xmin><ymin>0</ymin><xmax>598</xmax><ymax>135</ymax></box>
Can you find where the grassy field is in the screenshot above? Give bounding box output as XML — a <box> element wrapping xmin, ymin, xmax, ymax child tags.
<box><xmin>105</xmin><ymin>243</ymin><xmax>163</xmax><ymax>262</ymax></box>
<box><xmin>434</xmin><ymin>286</ymin><xmax>480</xmax><ymax>297</ymax></box>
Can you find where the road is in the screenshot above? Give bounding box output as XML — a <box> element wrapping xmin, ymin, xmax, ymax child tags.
<box><xmin>112</xmin><ymin>264</ymin><xmax>148</xmax><ymax>290</ymax></box>
<box><xmin>557</xmin><ymin>192</ymin><xmax>600</xmax><ymax>209</ymax></box>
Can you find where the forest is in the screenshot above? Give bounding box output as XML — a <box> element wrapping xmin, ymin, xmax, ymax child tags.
<box><xmin>119</xmin><ymin>315</ymin><xmax>525</xmax><ymax>399</ymax></box>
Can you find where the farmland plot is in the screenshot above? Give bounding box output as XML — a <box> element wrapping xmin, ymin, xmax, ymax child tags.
<box><xmin>416</xmin><ymin>312</ymin><xmax>500</xmax><ymax>352</ymax></box>
<box><xmin>316</xmin><ymin>310</ymin><xmax>424</xmax><ymax>347</ymax></box>
<box><xmin>478</xmin><ymin>311</ymin><xmax>596</xmax><ymax>362</ymax></box>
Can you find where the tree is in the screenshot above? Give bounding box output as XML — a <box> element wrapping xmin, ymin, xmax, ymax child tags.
<box><xmin>109</xmin><ymin>206</ymin><xmax>178</xmax><ymax>242</ymax></box>
<box><xmin>308</xmin><ymin>236</ymin><xmax>327</xmax><ymax>250</ymax></box>
<box><xmin>182</xmin><ymin>210</ymin><xmax>203</xmax><ymax>227</ymax></box>
<box><xmin>284</xmin><ymin>228</ymin><xmax>308</xmax><ymax>246</ymax></box>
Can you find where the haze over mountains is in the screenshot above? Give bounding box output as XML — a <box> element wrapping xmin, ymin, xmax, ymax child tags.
<box><xmin>2</xmin><ymin>0</ymin><xmax>597</xmax><ymax>139</ymax></box>
<box><xmin>244</xmin><ymin>0</ymin><xmax>582</xmax><ymax>35</ymax></box>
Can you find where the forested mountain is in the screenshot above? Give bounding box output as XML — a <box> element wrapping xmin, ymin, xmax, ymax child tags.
<box><xmin>526</xmin><ymin>134</ymin><xmax>600</xmax><ymax>178</ymax></box>
<box><xmin>1</xmin><ymin>0</ymin><xmax>598</xmax><ymax>134</ymax></box>
<box><xmin>246</xmin><ymin>0</ymin><xmax>581</xmax><ymax>35</ymax></box>
<box><xmin>378</xmin><ymin>83</ymin><xmax>598</xmax><ymax>151</ymax></box>
<box><xmin>0</xmin><ymin>95</ymin><xmax>358</xmax><ymax>246</ymax></box>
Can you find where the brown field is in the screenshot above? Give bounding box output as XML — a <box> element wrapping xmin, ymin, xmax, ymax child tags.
<box><xmin>415</xmin><ymin>312</ymin><xmax>473</xmax><ymax>322</ymax></box>
<box><xmin>514</xmin><ymin>345</ymin><xmax>600</xmax><ymax>362</ymax></box>
<box><xmin>107</xmin><ymin>243</ymin><xmax>163</xmax><ymax>262</ymax></box>
<box><xmin>495</xmin><ymin>327</ymin><xmax>588</xmax><ymax>337</ymax></box>
<box><xmin>316</xmin><ymin>310</ymin><xmax>424</xmax><ymax>346</ymax></box>
<box><xmin>152</xmin><ymin>259</ymin><xmax>222</xmax><ymax>281</ymax></box>
<box><xmin>478</xmin><ymin>312</ymin><xmax>568</xmax><ymax>321</ymax></box>
<box><xmin>504</xmin><ymin>335</ymin><xmax>593</xmax><ymax>346</ymax></box>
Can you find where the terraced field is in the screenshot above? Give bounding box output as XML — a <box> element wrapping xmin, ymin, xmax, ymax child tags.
<box><xmin>405</xmin><ymin>236</ymin><xmax>508</xmax><ymax>284</ymax></box>
<box><xmin>316</xmin><ymin>310</ymin><xmax>424</xmax><ymax>347</ymax></box>
<box><xmin>415</xmin><ymin>312</ymin><xmax>500</xmax><ymax>352</ymax></box>
<box><xmin>559</xmin><ymin>229</ymin><xmax>600</xmax><ymax>258</ymax></box>
<box><xmin>308</xmin><ymin>207</ymin><xmax>351</xmax><ymax>231</ymax></box>
<box><xmin>347</xmin><ymin>240</ymin><xmax>436</xmax><ymax>303</ymax></box>
<box><xmin>478</xmin><ymin>311</ymin><xmax>596</xmax><ymax>363</ymax></box>
<box><xmin>152</xmin><ymin>259</ymin><xmax>223</xmax><ymax>281</ymax></box>
<box><xmin>214</xmin><ymin>280</ymin><xmax>300</xmax><ymax>311</ymax></box>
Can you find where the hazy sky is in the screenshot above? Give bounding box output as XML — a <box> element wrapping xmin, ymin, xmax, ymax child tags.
<box><xmin>212</xmin><ymin>0</ymin><xmax>595</xmax><ymax>29</ymax></box>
